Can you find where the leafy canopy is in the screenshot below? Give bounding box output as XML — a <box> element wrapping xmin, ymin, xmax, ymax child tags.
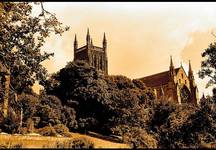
<box><xmin>0</xmin><ymin>2</ymin><xmax>69</xmax><ymax>94</ymax></box>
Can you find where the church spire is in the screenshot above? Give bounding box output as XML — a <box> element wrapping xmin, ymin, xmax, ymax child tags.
<box><xmin>188</xmin><ymin>60</ymin><xmax>194</xmax><ymax>80</ymax></box>
<box><xmin>86</xmin><ymin>28</ymin><xmax>91</xmax><ymax>45</ymax></box>
<box><xmin>189</xmin><ymin>60</ymin><xmax>193</xmax><ymax>74</ymax></box>
<box><xmin>103</xmin><ymin>32</ymin><xmax>107</xmax><ymax>49</ymax></box>
<box><xmin>169</xmin><ymin>56</ymin><xmax>176</xmax><ymax>78</ymax></box>
<box><xmin>103</xmin><ymin>32</ymin><xmax>107</xmax><ymax>43</ymax></box>
<box><xmin>202</xmin><ymin>92</ymin><xmax>205</xmax><ymax>99</ymax></box>
<box><xmin>74</xmin><ymin>34</ymin><xmax>78</xmax><ymax>50</ymax></box>
<box><xmin>170</xmin><ymin>56</ymin><xmax>174</xmax><ymax>68</ymax></box>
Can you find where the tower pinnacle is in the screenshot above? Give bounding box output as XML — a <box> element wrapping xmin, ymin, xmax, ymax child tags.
<box><xmin>188</xmin><ymin>60</ymin><xmax>194</xmax><ymax>80</ymax></box>
<box><xmin>169</xmin><ymin>55</ymin><xmax>176</xmax><ymax>78</ymax></box>
<box><xmin>103</xmin><ymin>32</ymin><xmax>107</xmax><ymax>49</ymax></box>
<box><xmin>86</xmin><ymin>28</ymin><xmax>90</xmax><ymax>44</ymax></box>
<box><xmin>170</xmin><ymin>56</ymin><xmax>174</xmax><ymax>68</ymax></box>
<box><xmin>74</xmin><ymin>34</ymin><xmax>78</xmax><ymax>50</ymax></box>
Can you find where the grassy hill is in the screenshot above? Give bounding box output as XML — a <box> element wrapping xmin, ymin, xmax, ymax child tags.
<box><xmin>0</xmin><ymin>132</ymin><xmax>130</xmax><ymax>148</ymax></box>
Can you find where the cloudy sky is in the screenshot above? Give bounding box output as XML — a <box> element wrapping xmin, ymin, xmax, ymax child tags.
<box><xmin>33</xmin><ymin>2</ymin><xmax>216</xmax><ymax>97</ymax></box>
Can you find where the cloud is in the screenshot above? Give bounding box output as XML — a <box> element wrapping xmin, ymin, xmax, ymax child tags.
<box><xmin>180</xmin><ymin>28</ymin><xmax>216</xmax><ymax>97</ymax></box>
<box><xmin>31</xmin><ymin>2</ymin><xmax>216</xmax><ymax>96</ymax></box>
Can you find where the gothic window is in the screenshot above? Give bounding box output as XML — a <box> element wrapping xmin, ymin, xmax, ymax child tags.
<box><xmin>100</xmin><ymin>55</ymin><xmax>103</xmax><ymax>70</ymax></box>
<box><xmin>92</xmin><ymin>54</ymin><xmax>94</xmax><ymax>66</ymax></box>
<box><xmin>180</xmin><ymin>85</ymin><xmax>191</xmax><ymax>103</ymax></box>
<box><xmin>94</xmin><ymin>55</ymin><xmax>97</xmax><ymax>68</ymax></box>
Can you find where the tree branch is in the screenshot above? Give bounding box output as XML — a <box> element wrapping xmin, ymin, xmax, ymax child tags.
<box><xmin>211</xmin><ymin>31</ymin><xmax>216</xmax><ymax>38</ymax></box>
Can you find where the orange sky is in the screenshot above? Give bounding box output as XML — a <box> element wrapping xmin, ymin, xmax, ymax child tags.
<box><xmin>32</xmin><ymin>2</ymin><xmax>216</xmax><ymax>97</ymax></box>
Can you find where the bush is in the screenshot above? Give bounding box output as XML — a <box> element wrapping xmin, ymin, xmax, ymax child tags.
<box><xmin>68</xmin><ymin>138</ymin><xmax>94</xmax><ymax>149</ymax></box>
<box><xmin>0</xmin><ymin>110</ymin><xmax>19</xmax><ymax>134</ymax></box>
<box><xmin>18</xmin><ymin>127</ymin><xmax>28</xmax><ymax>135</ymax></box>
<box><xmin>112</xmin><ymin>125</ymin><xmax>157</xmax><ymax>148</ymax></box>
<box><xmin>53</xmin><ymin>124</ymin><xmax>72</xmax><ymax>137</ymax></box>
<box><xmin>36</xmin><ymin>124</ymin><xmax>57</xmax><ymax>136</ymax></box>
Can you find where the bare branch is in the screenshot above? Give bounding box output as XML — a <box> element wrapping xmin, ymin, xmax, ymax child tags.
<box><xmin>211</xmin><ymin>31</ymin><xmax>216</xmax><ymax>38</ymax></box>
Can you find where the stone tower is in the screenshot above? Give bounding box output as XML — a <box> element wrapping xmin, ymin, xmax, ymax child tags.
<box><xmin>188</xmin><ymin>60</ymin><xmax>199</xmax><ymax>104</ymax></box>
<box><xmin>73</xmin><ymin>28</ymin><xmax>108</xmax><ymax>74</ymax></box>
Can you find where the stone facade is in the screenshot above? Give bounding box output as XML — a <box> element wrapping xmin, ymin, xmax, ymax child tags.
<box><xmin>139</xmin><ymin>57</ymin><xmax>199</xmax><ymax>105</ymax></box>
<box><xmin>73</xmin><ymin>28</ymin><xmax>108</xmax><ymax>74</ymax></box>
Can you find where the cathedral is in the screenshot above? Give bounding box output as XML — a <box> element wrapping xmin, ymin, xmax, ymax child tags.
<box><xmin>139</xmin><ymin>56</ymin><xmax>199</xmax><ymax>105</ymax></box>
<box><xmin>73</xmin><ymin>28</ymin><xmax>108</xmax><ymax>74</ymax></box>
<box><xmin>73</xmin><ymin>29</ymin><xmax>199</xmax><ymax>105</ymax></box>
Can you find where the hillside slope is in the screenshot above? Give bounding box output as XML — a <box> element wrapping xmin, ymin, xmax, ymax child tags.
<box><xmin>0</xmin><ymin>132</ymin><xmax>130</xmax><ymax>148</ymax></box>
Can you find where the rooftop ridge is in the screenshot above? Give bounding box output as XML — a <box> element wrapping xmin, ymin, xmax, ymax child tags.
<box><xmin>139</xmin><ymin>67</ymin><xmax>180</xmax><ymax>80</ymax></box>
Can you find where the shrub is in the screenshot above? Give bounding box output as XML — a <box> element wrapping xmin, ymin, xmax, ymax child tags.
<box><xmin>112</xmin><ymin>125</ymin><xmax>158</xmax><ymax>148</ymax></box>
<box><xmin>68</xmin><ymin>138</ymin><xmax>94</xmax><ymax>149</ymax></box>
<box><xmin>36</xmin><ymin>124</ymin><xmax>57</xmax><ymax>136</ymax></box>
<box><xmin>53</xmin><ymin>124</ymin><xmax>72</xmax><ymax>137</ymax></box>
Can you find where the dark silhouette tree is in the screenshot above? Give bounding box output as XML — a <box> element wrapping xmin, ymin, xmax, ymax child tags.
<box><xmin>0</xmin><ymin>2</ymin><xmax>69</xmax><ymax>94</ymax></box>
<box><xmin>198</xmin><ymin>42</ymin><xmax>216</xmax><ymax>89</ymax></box>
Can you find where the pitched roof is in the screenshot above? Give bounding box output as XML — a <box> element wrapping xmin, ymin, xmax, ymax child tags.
<box><xmin>139</xmin><ymin>68</ymin><xmax>180</xmax><ymax>87</ymax></box>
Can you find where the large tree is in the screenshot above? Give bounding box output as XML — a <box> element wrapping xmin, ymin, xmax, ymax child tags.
<box><xmin>45</xmin><ymin>61</ymin><xmax>156</xmax><ymax>136</ymax></box>
<box><xmin>0</xmin><ymin>2</ymin><xmax>69</xmax><ymax>94</ymax></box>
<box><xmin>199</xmin><ymin>42</ymin><xmax>216</xmax><ymax>89</ymax></box>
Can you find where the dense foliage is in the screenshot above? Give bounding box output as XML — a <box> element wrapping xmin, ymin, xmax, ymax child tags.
<box><xmin>1</xmin><ymin>2</ymin><xmax>216</xmax><ymax>149</ymax></box>
<box><xmin>0</xmin><ymin>2</ymin><xmax>69</xmax><ymax>94</ymax></box>
<box><xmin>45</xmin><ymin>61</ymin><xmax>156</xmax><ymax>135</ymax></box>
<box><xmin>0</xmin><ymin>60</ymin><xmax>216</xmax><ymax>148</ymax></box>
<box><xmin>199</xmin><ymin>42</ymin><xmax>216</xmax><ymax>88</ymax></box>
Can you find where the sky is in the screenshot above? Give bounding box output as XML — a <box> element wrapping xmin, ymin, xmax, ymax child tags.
<box><xmin>32</xmin><ymin>2</ymin><xmax>216</xmax><ymax>97</ymax></box>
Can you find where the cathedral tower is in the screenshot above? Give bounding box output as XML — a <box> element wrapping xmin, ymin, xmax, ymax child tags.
<box><xmin>169</xmin><ymin>56</ymin><xmax>176</xmax><ymax>81</ymax></box>
<box><xmin>73</xmin><ymin>29</ymin><xmax>108</xmax><ymax>74</ymax></box>
<box><xmin>188</xmin><ymin>60</ymin><xmax>199</xmax><ymax>104</ymax></box>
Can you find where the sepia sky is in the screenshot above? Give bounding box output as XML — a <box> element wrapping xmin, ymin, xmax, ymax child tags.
<box><xmin>33</xmin><ymin>2</ymin><xmax>216</xmax><ymax>97</ymax></box>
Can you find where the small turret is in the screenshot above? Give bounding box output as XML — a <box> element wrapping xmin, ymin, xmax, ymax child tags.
<box><xmin>74</xmin><ymin>34</ymin><xmax>78</xmax><ymax>50</ymax></box>
<box><xmin>169</xmin><ymin>56</ymin><xmax>176</xmax><ymax>78</ymax></box>
<box><xmin>103</xmin><ymin>32</ymin><xmax>107</xmax><ymax>50</ymax></box>
<box><xmin>86</xmin><ymin>28</ymin><xmax>91</xmax><ymax>45</ymax></box>
<box><xmin>188</xmin><ymin>60</ymin><xmax>198</xmax><ymax>105</ymax></box>
<box><xmin>201</xmin><ymin>92</ymin><xmax>205</xmax><ymax>99</ymax></box>
<box><xmin>188</xmin><ymin>60</ymin><xmax>194</xmax><ymax>81</ymax></box>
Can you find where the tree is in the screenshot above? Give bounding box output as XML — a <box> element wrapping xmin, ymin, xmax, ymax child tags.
<box><xmin>0</xmin><ymin>2</ymin><xmax>69</xmax><ymax>94</ymax></box>
<box><xmin>148</xmin><ymin>101</ymin><xmax>216</xmax><ymax>148</ymax></box>
<box><xmin>198</xmin><ymin>42</ymin><xmax>216</xmax><ymax>88</ymax></box>
<box><xmin>45</xmin><ymin>61</ymin><xmax>156</xmax><ymax>135</ymax></box>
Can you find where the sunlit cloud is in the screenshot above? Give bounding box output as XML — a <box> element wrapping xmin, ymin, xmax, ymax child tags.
<box><xmin>32</xmin><ymin>2</ymin><xmax>216</xmax><ymax>96</ymax></box>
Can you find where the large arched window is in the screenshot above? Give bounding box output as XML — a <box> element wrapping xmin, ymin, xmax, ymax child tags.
<box><xmin>180</xmin><ymin>85</ymin><xmax>191</xmax><ymax>103</ymax></box>
<box><xmin>100</xmin><ymin>55</ymin><xmax>103</xmax><ymax>70</ymax></box>
<box><xmin>92</xmin><ymin>54</ymin><xmax>94</xmax><ymax>66</ymax></box>
<box><xmin>94</xmin><ymin>55</ymin><xmax>97</xmax><ymax>68</ymax></box>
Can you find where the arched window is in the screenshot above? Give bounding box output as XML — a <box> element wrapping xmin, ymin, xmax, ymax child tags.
<box><xmin>92</xmin><ymin>54</ymin><xmax>94</xmax><ymax>66</ymax></box>
<box><xmin>180</xmin><ymin>85</ymin><xmax>191</xmax><ymax>103</ymax></box>
<box><xmin>100</xmin><ymin>55</ymin><xmax>103</xmax><ymax>70</ymax></box>
<box><xmin>94</xmin><ymin>55</ymin><xmax>97</xmax><ymax>68</ymax></box>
